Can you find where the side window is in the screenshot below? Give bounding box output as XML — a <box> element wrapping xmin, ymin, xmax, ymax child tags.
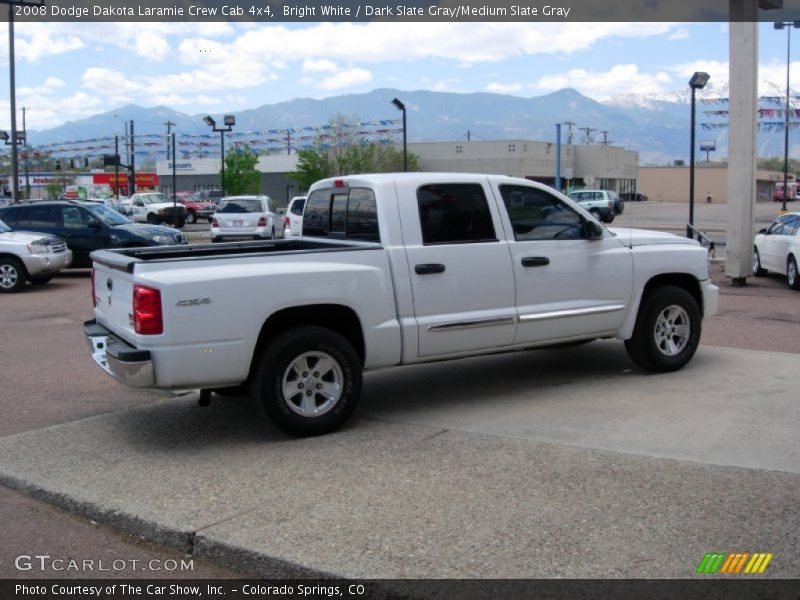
<box><xmin>61</xmin><ymin>206</ymin><xmax>91</xmax><ymax>229</ymax></box>
<box><xmin>767</xmin><ymin>217</ymin><xmax>788</xmax><ymax>236</ymax></box>
<box><xmin>0</xmin><ymin>206</ymin><xmax>23</xmax><ymax>225</ymax></box>
<box><xmin>785</xmin><ymin>215</ymin><xmax>800</xmax><ymax>236</ymax></box>
<box><xmin>499</xmin><ymin>185</ymin><xmax>585</xmax><ymax>241</ymax></box>
<box><xmin>28</xmin><ymin>205</ymin><xmax>58</xmax><ymax>228</ymax></box>
<box><xmin>290</xmin><ymin>199</ymin><xmax>305</xmax><ymax>216</ymax></box>
<box><xmin>417</xmin><ymin>183</ymin><xmax>496</xmax><ymax>245</ymax></box>
<box><xmin>302</xmin><ymin>187</ymin><xmax>379</xmax><ymax>242</ymax></box>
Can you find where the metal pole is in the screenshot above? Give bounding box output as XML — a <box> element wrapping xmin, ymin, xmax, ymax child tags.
<box><xmin>402</xmin><ymin>107</ymin><xmax>407</xmax><ymax>172</ymax></box>
<box><xmin>688</xmin><ymin>86</ymin><xmax>697</xmax><ymax>239</ymax></box>
<box><xmin>22</xmin><ymin>106</ymin><xmax>29</xmax><ymax>198</ymax></box>
<box><xmin>8</xmin><ymin>6</ymin><xmax>20</xmax><ymax>201</ymax></box>
<box><xmin>783</xmin><ymin>26</ymin><xmax>791</xmax><ymax>213</ymax></box>
<box><xmin>114</xmin><ymin>135</ymin><xmax>119</xmax><ymax>200</ymax></box>
<box><xmin>220</xmin><ymin>130</ymin><xmax>226</xmax><ymax>195</ymax></box>
<box><xmin>129</xmin><ymin>120</ymin><xmax>136</xmax><ymax>195</ymax></box>
<box><xmin>555</xmin><ymin>123</ymin><xmax>562</xmax><ymax>192</ymax></box>
<box><xmin>172</xmin><ymin>133</ymin><xmax>177</xmax><ymax>213</ymax></box>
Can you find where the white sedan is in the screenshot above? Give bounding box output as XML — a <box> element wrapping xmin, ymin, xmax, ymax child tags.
<box><xmin>753</xmin><ymin>211</ymin><xmax>800</xmax><ymax>290</ymax></box>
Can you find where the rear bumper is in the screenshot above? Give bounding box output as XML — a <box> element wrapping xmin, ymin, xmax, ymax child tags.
<box><xmin>84</xmin><ymin>319</ymin><xmax>154</xmax><ymax>387</ymax></box>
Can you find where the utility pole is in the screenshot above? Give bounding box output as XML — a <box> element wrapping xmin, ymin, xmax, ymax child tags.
<box><xmin>114</xmin><ymin>135</ymin><xmax>120</xmax><ymax>200</ymax></box>
<box><xmin>563</xmin><ymin>121</ymin><xmax>575</xmax><ymax>144</ymax></box>
<box><xmin>579</xmin><ymin>127</ymin><xmax>596</xmax><ymax>145</ymax></box>
<box><xmin>287</xmin><ymin>130</ymin><xmax>291</xmax><ymax>155</ymax></box>
<box><xmin>600</xmin><ymin>130</ymin><xmax>612</xmax><ymax>145</ymax></box>
<box><xmin>129</xmin><ymin>120</ymin><xmax>136</xmax><ymax>195</ymax></box>
<box><xmin>164</xmin><ymin>120</ymin><xmax>176</xmax><ymax>158</ymax></box>
<box><xmin>22</xmin><ymin>106</ymin><xmax>29</xmax><ymax>198</ymax></box>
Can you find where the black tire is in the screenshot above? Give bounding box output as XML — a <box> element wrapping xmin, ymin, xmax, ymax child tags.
<box><xmin>211</xmin><ymin>384</ymin><xmax>249</xmax><ymax>397</ymax></box>
<box><xmin>589</xmin><ymin>208</ymin><xmax>602</xmax><ymax>221</ymax></box>
<box><xmin>176</xmin><ymin>219</ymin><xmax>185</xmax><ymax>229</ymax></box>
<box><xmin>788</xmin><ymin>256</ymin><xmax>800</xmax><ymax>290</ymax></box>
<box><xmin>625</xmin><ymin>285</ymin><xmax>702</xmax><ymax>372</ymax></box>
<box><xmin>29</xmin><ymin>276</ymin><xmax>52</xmax><ymax>285</ymax></box>
<box><xmin>752</xmin><ymin>247</ymin><xmax>767</xmax><ymax>277</ymax></box>
<box><xmin>605</xmin><ymin>214</ymin><xmax>615</xmax><ymax>224</ymax></box>
<box><xmin>211</xmin><ymin>237</ymin><xmax>221</xmax><ymax>243</ymax></box>
<box><xmin>186</xmin><ymin>211</ymin><xmax>197</xmax><ymax>224</ymax></box>
<box><xmin>270</xmin><ymin>227</ymin><xmax>276</xmax><ymax>239</ymax></box>
<box><xmin>251</xmin><ymin>326</ymin><xmax>362</xmax><ymax>436</ymax></box>
<box><xmin>0</xmin><ymin>256</ymin><xmax>27</xmax><ymax>293</ymax></box>
<box><xmin>146</xmin><ymin>213</ymin><xmax>158</xmax><ymax>225</ymax></box>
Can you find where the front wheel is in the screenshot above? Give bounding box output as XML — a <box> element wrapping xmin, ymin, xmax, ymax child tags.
<box><xmin>146</xmin><ymin>213</ymin><xmax>158</xmax><ymax>225</ymax></box>
<box><xmin>625</xmin><ymin>285</ymin><xmax>701</xmax><ymax>372</ymax></box>
<box><xmin>251</xmin><ymin>326</ymin><xmax>362</xmax><ymax>436</ymax></box>
<box><xmin>0</xmin><ymin>257</ymin><xmax>26</xmax><ymax>293</ymax></box>
<box><xmin>788</xmin><ymin>256</ymin><xmax>800</xmax><ymax>290</ymax></box>
<box><xmin>752</xmin><ymin>248</ymin><xmax>766</xmax><ymax>277</ymax></box>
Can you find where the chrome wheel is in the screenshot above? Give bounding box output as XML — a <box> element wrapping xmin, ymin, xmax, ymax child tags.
<box><xmin>281</xmin><ymin>351</ymin><xmax>343</xmax><ymax>417</ymax></box>
<box><xmin>788</xmin><ymin>258</ymin><xmax>799</xmax><ymax>290</ymax></box>
<box><xmin>653</xmin><ymin>305</ymin><xmax>691</xmax><ymax>356</ymax></box>
<box><xmin>0</xmin><ymin>263</ymin><xmax>20</xmax><ymax>290</ymax></box>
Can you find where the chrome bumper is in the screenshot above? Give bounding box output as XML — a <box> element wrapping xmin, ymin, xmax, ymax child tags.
<box><xmin>83</xmin><ymin>319</ymin><xmax>155</xmax><ymax>387</ymax></box>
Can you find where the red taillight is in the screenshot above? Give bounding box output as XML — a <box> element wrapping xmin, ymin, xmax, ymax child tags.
<box><xmin>333</xmin><ymin>179</ymin><xmax>345</xmax><ymax>188</ymax></box>
<box><xmin>212</xmin><ymin>218</ymin><xmax>218</xmax><ymax>227</ymax></box>
<box><xmin>258</xmin><ymin>216</ymin><xmax>268</xmax><ymax>227</ymax></box>
<box><xmin>91</xmin><ymin>268</ymin><xmax>96</xmax><ymax>307</ymax></box>
<box><xmin>133</xmin><ymin>285</ymin><xmax>163</xmax><ymax>335</ymax></box>
<box><xmin>284</xmin><ymin>216</ymin><xmax>290</xmax><ymax>226</ymax></box>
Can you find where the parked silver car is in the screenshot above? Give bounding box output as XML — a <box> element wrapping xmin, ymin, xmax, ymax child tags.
<box><xmin>0</xmin><ymin>218</ymin><xmax>72</xmax><ymax>293</ymax></box>
<box><xmin>211</xmin><ymin>195</ymin><xmax>283</xmax><ymax>242</ymax></box>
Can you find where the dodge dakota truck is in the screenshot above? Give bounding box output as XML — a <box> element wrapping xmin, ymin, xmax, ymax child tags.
<box><xmin>84</xmin><ymin>173</ymin><xmax>718</xmax><ymax>436</ymax></box>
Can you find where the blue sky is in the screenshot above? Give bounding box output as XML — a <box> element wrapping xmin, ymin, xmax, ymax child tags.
<box><xmin>0</xmin><ymin>21</ymin><xmax>796</xmax><ymax>131</ymax></box>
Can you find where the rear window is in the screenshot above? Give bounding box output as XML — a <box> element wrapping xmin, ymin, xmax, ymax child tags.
<box><xmin>303</xmin><ymin>187</ymin><xmax>379</xmax><ymax>242</ymax></box>
<box><xmin>218</xmin><ymin>199</ymin><xmax>263</xmax><ymax>213</ymax></box>
<box><xmin>290</xmin><ymin>198</ymin><xmax>306</xmax><ymax>216</ymax></box>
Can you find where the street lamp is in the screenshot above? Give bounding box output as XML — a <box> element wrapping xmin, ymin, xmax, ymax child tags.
<box><xmin>774</xmin><ymin>21</ymin><xmax>800</xmax><ymax>214</ymax></box>
<box><xmin>687</xmin><ymin>71</ymin><xmax>710</xmax><ymax>239</ymax></box>
<box><xmin>391</xmin><ymin>98</ymin><xmax>407</xmax><ymax>172</ymax></box>
<box><xmin>203</xmin><ymin>115</ymin><xmax>235</xmax><ymax>195</ymax></box>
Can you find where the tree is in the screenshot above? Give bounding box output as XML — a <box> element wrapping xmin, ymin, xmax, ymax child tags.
<box><xmin>222</xmin><ymin>144</ymin><xmax>261</xmax><ymax>195</ymax></box>
<box><xmin>289</xmin><ymin>148</ymin><xmax>333</xmax><ymax>191</ymax></box>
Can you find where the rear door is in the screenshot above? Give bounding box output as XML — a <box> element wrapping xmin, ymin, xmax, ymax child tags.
<box><xmin>398</xmin><ymin>180</ymin><xmax>517</xmax><ymax>357</ymax></box>
<box><xmin>762</xmin><ymin>215</ymin><xmax>790</xmax><ymax>272</ymax></box>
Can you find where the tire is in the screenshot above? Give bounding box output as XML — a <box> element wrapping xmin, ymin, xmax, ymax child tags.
<box><xmin>788</xmin><ymin>256</ymin><xmax>800</xmax><ymax>290</ymax></box>
<box><xmin>270</xmin><ymin>227</ymin><xmax>275</xmax><ymax>239</ymax></box>
<box><xmin>146</xmin><ymin>213</ymin><xmax>158</xmax><ymax>225</ymax></box>
<box><xmin>210</xmin><ymin>384</ymin><xmax>249</xmax><ymax>397</ymax></box>
<box><xmin>605</xmin><ymin>214</ymin><xmax>615</xmax><ymax>224</ymax></box>
<box><xmin>589</xmin><ymin>208</ymin><xmax>602</xmax><ymax>221</ymax></box>
<box><xmin>186</xmin><ymin>211</ymin><xmax>197</xmax><ymax>224</ymax></box>
<box><xmin>211</xmin><ymin>237</ymin><xmax>220</xmax><ymax>243</ymax></box>
<box><xmin>176</xmin><ymin>219</ymin><xmax>185</xmax><ymax>229</ymax></box>
<box><xmin>0</xmin><ymin>257</ymin><xmax>27</xmax><ymax>293</ymax></box>
<box><xmin>752</xmin><ymin>248</ymin><xmax>767</xmax><ymax>277</ymax></box>
<box><xmin>29</xmin><ymin>276</ymin><xmax>52</xmax><ymax>285</ymax></box>
<box><xmin>624</xmin><ymin>285</ymin><xmax>702</xmax><ymax>372</ymax></box>
<box><xmin>251</xmin><ymin>326</ymin><xmax>362</xmax><ymax>436</ymax></box>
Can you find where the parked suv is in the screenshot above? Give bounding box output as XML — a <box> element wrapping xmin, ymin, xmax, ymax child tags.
<box><xmin>284</xmin><ymin>195</ymin><xmax>306</xmax><ymax>238</ymax></box>
<box><xmin>175</xmin><ymin>191</ymin><xmax>216</xmax><ymax>224</ymax></box>
<box><xmin>0</xmin><ymin>200</ymin><xmax>187</xmax><ymax>268</ymax></box>
<box><xmin>211</xmin><ymin>195</ymin><xmax>283</xmax><ymax>242</ymax></box>
<box><xmin>567</xmin><ymin>190</ymin><xmax>617</xmax><ymax>223</ymax></box>
<box><xmin>0</xmin><ymin>218</ymin><xmax>72</xmax><ymax>292</ymax></box>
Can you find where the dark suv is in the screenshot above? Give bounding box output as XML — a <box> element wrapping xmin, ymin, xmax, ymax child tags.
<box><xmin>0</xmin><ymin>200</ymin><xmax>187</xmax><ymax>268</ymax></box>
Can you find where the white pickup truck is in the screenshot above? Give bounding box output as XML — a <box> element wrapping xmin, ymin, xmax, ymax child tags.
<box><xmin>84</xmin><ymin>173</ymin><xmax>718</xmax><ymax>436</ymax></box>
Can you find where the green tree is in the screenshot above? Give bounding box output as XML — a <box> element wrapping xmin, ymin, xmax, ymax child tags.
<box><xmin>222</xmin><ymin>144</ymin><xmax>261</xmax><ymax>195</ymax></box>
<box><xmin>289</xmin><ymin>147</ymin><xmax>333</xmax><ymax>191</ymax></box>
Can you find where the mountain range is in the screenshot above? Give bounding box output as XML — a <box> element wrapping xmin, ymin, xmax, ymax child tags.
<box><xmin>23</xmin><ymin>86</ymin><xmax>800</xmax><ymax>165</ymax></box>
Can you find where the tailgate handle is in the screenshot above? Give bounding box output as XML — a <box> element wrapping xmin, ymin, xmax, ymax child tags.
<box><xmin>521</xmin><ymin>256</ymin><xmax>550</xmax><ymax>267</ymax></box>
<box><xmin>415</xmin><ymin>263</ymin><xmax>446</xmax><ymax>275</ymax></box>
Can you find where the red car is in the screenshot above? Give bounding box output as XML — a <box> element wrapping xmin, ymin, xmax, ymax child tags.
<box><xmin>175</xmin><ymin>192</ymin><xmax>217</xmax><ymax>224</ymax></box>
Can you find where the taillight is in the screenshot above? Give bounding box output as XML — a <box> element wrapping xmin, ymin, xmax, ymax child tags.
<box><xmin>91</xmin><ymin>268</ymin><xmax>96</xmax><ymax>307</ymax></box>
<box><xmin>212</xmin><ymin>218</ymin><xmax>218</xmax><ymax>227</ymax></box>
<box><xmin>258</xmin><ymin>216</ymin><xmax>268</xmax><ymax>227</ymax></box>
<box><xmin>133</xmin><ymin>285</ymin><xmax>163</xmax><ymax>335</ymax></box>
<box><xmin>284</xmin><ymin>216</ymin><xmax>290</xmax><ymax>226</ymax></box>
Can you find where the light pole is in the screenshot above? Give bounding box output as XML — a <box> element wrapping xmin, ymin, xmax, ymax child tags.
<box><xmin>203</xmin><ymin>115</ymin><xmax>235</xmax><ymax>195</ymax></box>
<box><xmin>0</xmin><ymin>129</ymin><xmax>25</xmax><ymax>196</ymax></box>
<box><xmin>774</xmin><ymin>21</ymin><xmax>800</xmax><ymax>214</ymax></box>
<box><xmin>687</xmin><ymin>71</ymin><xmax>710</xmax><ymax>239</ymax></box>
<box><xmin>391</xmin><ymin>98</ymin><xmax>407</xmax><ymax>172</ymax></box>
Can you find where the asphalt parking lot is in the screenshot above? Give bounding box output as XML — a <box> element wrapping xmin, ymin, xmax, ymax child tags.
<box><xmin>1</xmin><ymin>202</ymin><xmax>799</xmax><ymax>581</ymax></box>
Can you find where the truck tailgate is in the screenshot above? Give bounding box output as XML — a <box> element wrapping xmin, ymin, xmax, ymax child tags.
<box><xmin>92</xmin><ymin>262</ymin><xmax>138</xmax><ymax>343</ymax></box>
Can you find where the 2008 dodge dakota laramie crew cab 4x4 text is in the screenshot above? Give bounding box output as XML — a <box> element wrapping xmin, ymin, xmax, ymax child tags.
<box><xmin>85</xmin><ymin>173</ymin><xmax>718</xmax><ymax>436</ymax></box>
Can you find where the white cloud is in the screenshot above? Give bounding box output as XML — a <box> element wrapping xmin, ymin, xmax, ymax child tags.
<box><xmin>536</xmin><ymin>64</ymin><xmax>674</xmax><ymax>99</ymax></box>
<box><xmin>318</xmin><ymin>68</ymin><xmax>373</xmax><ymax>91</ymax></box>
<box><xmin>668</xmin><ymin>28</ymin><xmax>690</xmax><ymax>41</ymax></box>
<box><xmin>302</xmin><ymin>58</ymin><xmax>339</xmax><ymax>73</ymax></box>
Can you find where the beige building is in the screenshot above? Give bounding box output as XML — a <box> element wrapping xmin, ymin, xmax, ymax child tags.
<box><xmin>408</xmin><ymin>140</ymin><xmax>639</xmax><ymax>194</ymax></box>
<box><xmin>639</xmin><ymin>164</ymin><xmax>790</xmax><ymax>203</ymax></box>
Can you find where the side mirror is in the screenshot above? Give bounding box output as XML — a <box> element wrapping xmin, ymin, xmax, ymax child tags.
<box><xmin>585</xmin><ymin>219</ymin><xmax>604</xmax><ymax>240</ymax></box>
<box><xmin>87</xmin><ymin>219</ymin><xmax>102</xmax><ymax>229</ymax></box>
<box><xmin>759</xmin><ymin>228</ymin><xmax>767</xmax><ymax>235</ymax></box>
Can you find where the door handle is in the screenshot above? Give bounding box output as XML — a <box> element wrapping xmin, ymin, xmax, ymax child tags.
<box><xmin>521</xmin><ymin>256</ymin><xmax>550</xmax><ymax>267</ymax></box>
<box><xmin>415</xmin><ymin>263</ymin><xmax>446</xmax><ymax>275</ymax></box>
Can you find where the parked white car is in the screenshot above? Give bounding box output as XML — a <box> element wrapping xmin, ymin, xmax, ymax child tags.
<box><xmin>0</xmin><ymin>218</ymin><xmax>72</xmax><ymax>293</ymax></box>
<box><xmin>128</xmin><ymin>193</ymin><xmax>186</xmax><ymax>228</ymax></box>
<box><xmin>211</xmin><ymin>195</ymin><xmax>283</xmax><ymax>242</ymax></box>
<box><xmin>284</xmin><ymin>195</ymin><xmax>306</xmax><ymax>238</ymax></box>
<box><xmin>753</xmin><ymin>211</ymin><xmax>800</xmax><ymax>289</ymax></box>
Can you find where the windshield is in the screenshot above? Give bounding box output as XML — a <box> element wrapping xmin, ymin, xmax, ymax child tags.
<box><xmin>142</xmin><ymin>193</ymin><xmax>168</xmax><ymax>205</ymax></box>
<box><xmin>86</xmin><ymin>204</ymin><xmax>132</xmax><ymax>226</ymax></box>
<box><xmin>218</xmin><ymin>199</ymin><xmax>263</xmax><ymax>213</ymax></box>
<box><xmin>0</xmin><ymin>218</ymin><xmax>10</xmax><ymax>233</ymax></box>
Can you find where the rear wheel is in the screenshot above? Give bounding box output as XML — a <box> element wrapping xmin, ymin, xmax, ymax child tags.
<box><xmin>589</xmin><ymin>208</ymin><xmax>602</xmax><ymax>221</ymax></box>
<box><xmin>186</xmin><ymin>211</ymin><xmax>197</xmax><ymax>224</ymax></box>
<box><xmin>146</xmin><ymin>213</ymin><xmax>158</xmax><ymax>225</ymax></box>
<box><xmin>752</xmin><ymin>248</ymin><xmax>766</xmax><ymax>277</ymax></box>
<box><xmin>625</xmin><ymin>285</ymin><xmax>701</xmax><ymax>372</ymax></box>
<box><xmin>251</xmin><ymin>326</ymin><xmax>362</xmax><ymax>436</ymax></box>
<box><xmin>788</xmin><ymin>256</ymin><xmax>800</xmax><ymax>290</ymax></box>
<box><xmin>0</xmin><ymin>257</ymin><xmax>26</xmax><ymax>293</ymax></box>
<box><xmin>175</xmin><ymin>219</ymin><xmax>185</xmax><ymax>229</ymax></box>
